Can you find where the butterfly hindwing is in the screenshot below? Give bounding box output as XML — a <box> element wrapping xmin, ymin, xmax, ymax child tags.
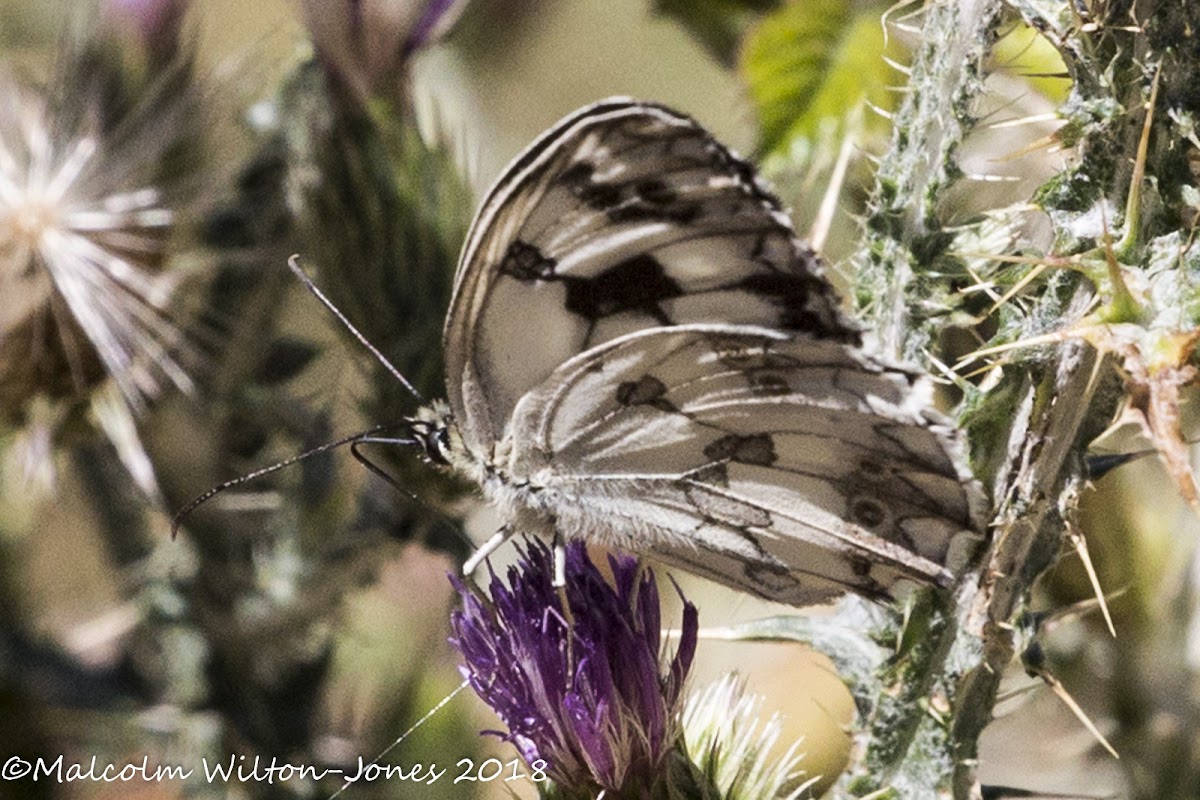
<box><xmin>444</xmin><ymin>99</ymin><xmax>857</xmax><ymax>456</ymax></box>
<box><xmin>429</xmin><ymin>98</ymin><xmax>983</xmax><ymax>605</ymax></box>
<box><xmin>502</xmin><ymin>325</ymin><xmax>982</xmax><ymax>602</ymax></box>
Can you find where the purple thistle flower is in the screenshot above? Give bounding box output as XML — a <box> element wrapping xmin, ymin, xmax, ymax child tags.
<box><xmin>450</xmin><ymin>539</ymin><xmax>699</xmax><ymax>797</ymax></box>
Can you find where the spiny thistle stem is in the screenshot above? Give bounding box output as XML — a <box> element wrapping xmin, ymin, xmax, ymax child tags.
<box><xmin>848</xmin><ymin>0</ymin><xmax>1200</xmax><ymax>795</ymax></box>
<box><xmin>855</xmin><ymin>0</ymin><xmax>1005</xmax><ymax>363</ymax></box>
<box><xmin>843</xmin><ymin>0</ymin><xmax>1005</xmax><ymax>792</ymax></box>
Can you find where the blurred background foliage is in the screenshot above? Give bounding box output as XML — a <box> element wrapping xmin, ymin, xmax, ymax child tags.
<box><xmin>0</xmin><ymin>0</ymin><xmax>1192</xmax><ymax>798</ymax></box>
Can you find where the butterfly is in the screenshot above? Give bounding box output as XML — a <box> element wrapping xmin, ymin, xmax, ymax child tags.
<box><xmin>351</xmin><ymin>98</ymin><xmax>983</xmax><ymax>605</ymax></box>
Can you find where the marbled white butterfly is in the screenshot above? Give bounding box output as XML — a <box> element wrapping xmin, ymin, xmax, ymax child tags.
<box><xmin>397</xmin><ymin>99</ymin><xmax>981</xmax><ymax>605</ymax></box>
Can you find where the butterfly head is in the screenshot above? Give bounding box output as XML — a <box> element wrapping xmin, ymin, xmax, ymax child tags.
<box><xmin>408</xmin><ymin>401</ymin><xmax>459</xmax><ymax>467</ymax></box>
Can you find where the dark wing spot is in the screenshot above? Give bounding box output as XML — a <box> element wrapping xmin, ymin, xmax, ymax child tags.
<box><xmin>634</xmin><ymin>178</ymin><xmax>676</xmax><ymax>205</ymax></box>
<box><xmin>561</xmin><ymin>160</ymin><xmax>625</xmax><ymax>209</ymax></box>
<box><xmin>561</xmin><ymin>254</ymin><xmax>682</xmax><ymax>322</ymax></box>
<box><xmin>736</xmin><ymin>273</ymin><xmax>853</xmax><ymax>338</ymax></box>
<box><xmin>686</xmin><ymin>462</ymin><xmax>729</xmax><ymax>487</ymax></box>
<box><xmin>851</xmin><ymin>497</ymin><xmax>887</xmax><ymax>529</ymax></box>
<box><xmin>602</xmin><ymin>177</ymin><xmax>700</xmax><ymax>224</ymax></box>
<box><xmin>704</xmin><ymin>433</ymin><xmax>777</xmax><ymax>466</ymax></box>
<box><xmin>706</xmin><ymin>143</ymin><xmax>777</xmax><ymax>206</ymax></box>
<box><xmin>748</xmin><ymin>373</ymin><xmax>791</xmax><ymax>396</ymax></box>
<box><xmin>607</xmin><ymin>199</ymin><xmax>701</xmax><ymax>225</ymax></box>
<box><xmin>745</xmin><ymin>559</ymin><xmax>791</xmax><ymax>583</ymax></box>
<box><xmin>615</xmin><ymin>375</ymin><xmax>675</xmax><ymax>411</ymax></box>
<box><xmin>858</xmin><ymin>457</ymin><xmax>886</xmax><ymax>478</ymax></box>
<box><xmin>565</xmin><ymin>166</ymin><xmax>694</xmax><ymax>217</ymax></box>
<box><xmin>578</xmin><ymin>182</ymin><xmax>622</xmax><ymax>210</ymax></box>
<box><xmin>738</xmin><ymin>272</ymin><xmax>817</xmax><ymax>301</ymax></box>
<box><xmin>560</xmin><ymin>160</ymin><xmax>594</xmax><ymax>186</ymax></box>
<box><xmin>500</xmin><ymin>240</ymin><xmax>556</xmax><ymax>281</ymax></box>
<box><xmin>750</xmin><ymin>233</ymin><xmax>769</xmax><ymax>258</ymax></box>
<box><xmin>846</xmin><ymin>556</ymin><xmax>890</xmax><ymax>597</ymax></box>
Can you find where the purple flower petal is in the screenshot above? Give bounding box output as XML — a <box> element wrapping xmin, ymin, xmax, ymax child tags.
<box><xmin>100</xmin><ymin>0</ymin><xmax>189</xmax><ymax>62</ymax></box>
<box><xmin>449</xmin><ymin>539</ymin><xmax>698</xmax><ymax>795</ymax></box>
<box><xmin>300</xmin><ymin>0</ymin><xmax>467</xmax><ymax>105</ymax></box>
<box><xmin>403</xmin><ymin>0</ymin><xmax>465</xmax><ymax>56</ymax></box>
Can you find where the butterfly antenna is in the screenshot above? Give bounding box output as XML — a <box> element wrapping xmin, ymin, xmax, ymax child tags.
<box><xmin>349</xmin><ymin>436</ymin><xmax>476</xmax><ymax>554</ymax></box>
<box><xmin>287</xmin><ymin>255</ymin><xmax>426</xmax><ymax>404</ymax></box>
<box><xmin>171</xmin><ymin>424</ymin><xmax>399</xmax><ymax>538</ymax></box>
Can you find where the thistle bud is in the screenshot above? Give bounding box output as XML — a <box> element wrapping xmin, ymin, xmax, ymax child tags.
<box><xmin>98</xmin><ymin>0</ymin><xmax>190</xmax><ymax>65</ymax></box>
<box><xmin>300</xmin><ymin>0</ymin><xmax>466</xmax><ymax>105</ymax></box>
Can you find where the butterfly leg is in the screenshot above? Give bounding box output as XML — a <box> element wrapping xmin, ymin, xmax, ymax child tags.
<box><xmin>552</xmin><ymin>532</ymin><xmax>567</xmax><ymax>589</ymax></box>
<box><xmin>551</xmin><ymin>530</ymin><xmax>577</xmax><ymax>632</ymax></box>
<box><xmin>462</xmin><ymin>526</ymin><xmax>511</xmax><ymax>576</ymax></box>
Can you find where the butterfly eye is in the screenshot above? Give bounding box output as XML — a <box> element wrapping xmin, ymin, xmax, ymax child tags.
<box><xmin>408</xmin><ymin>419</ymin><xmax>450</xmax><ymax>466</ymax></box>
<box><xmin>418</xmin><ymin>426</ymin><xmax>453</xmax><ymax>467</ymax></box>
<box><xmin>435</xmin><ymin>428</ymin><xmax>453</xmax><ymax>462</ymax></box>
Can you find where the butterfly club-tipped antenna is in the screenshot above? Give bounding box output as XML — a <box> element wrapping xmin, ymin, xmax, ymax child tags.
<box><xmin>170</xmin><ymin>425</ymin><xmax>412</xmax><ymax>538</ymax></box>
<box><xmin>173</xmin><ymin>423</ymin><xmax>474</xmax><ymax>557</ymax></box>
<box><xmin>286</xmin><ymin>255</ymin><xmax>426</xmax><ymax>405</ymax></box>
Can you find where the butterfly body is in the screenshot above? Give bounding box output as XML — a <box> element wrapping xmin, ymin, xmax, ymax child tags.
<box><xmin>413</xmin><ymin>99</ymin><xmax>984</xmax><ymax>605</ymax></box>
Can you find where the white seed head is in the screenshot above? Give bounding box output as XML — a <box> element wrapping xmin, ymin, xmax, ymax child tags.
<box><xmin>682</xmin><ymin>673</ymin><xmax>818</xmax><ymax>800</ymax></box>
<box><xmin>0</xmin><ymin>68</ymin><xmax>197</xmax><ymax>414</ymax></box>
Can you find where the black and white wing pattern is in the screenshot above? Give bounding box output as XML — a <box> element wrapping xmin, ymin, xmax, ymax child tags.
<box><xmin>502</xmin><ymin>326</ymin><xmax>980</xmax><ymax>604</ymax></box>
<box><xmin>443</xmin><ymin>99</ymin><xmax>856</xmax><ymax>456</ymax></box>
<box><xmin>435</xmin><ymin>98</ymin><xmax>984</xmax><ymax>604</ymax></box>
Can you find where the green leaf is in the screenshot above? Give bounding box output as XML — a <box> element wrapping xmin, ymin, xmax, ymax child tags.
<box><xmin>742</xmin><ymin>0</ymin><xmax>899</xmax><ymax>157</ymax></box>
<box><xmin>708</xmin><ymin>608</ymin><xmax>887</xmax><ymax>710</ymax></box>
<box><xmin>991</xmin><ymin>21</ymin><xmax>1071</xmax><ymax>104</ymax></box>
<box><xmin>654</xmin><ymin>0</ymin><xmax>782</xmax><ymax>66</ymax></box>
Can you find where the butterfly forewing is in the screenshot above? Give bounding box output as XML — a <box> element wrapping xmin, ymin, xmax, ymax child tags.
<box><xmin>444</xmin><ymin>100</ymin><xmax>856</xmax><ymax>455</ymax></box>
<box><xmin>501</xmin><ymin>324</ymin><xmax>979</xmax><ymax>602</ymax></box>
<box><xmin>434</xmin><ymin>98</ymin><xmax>983</xmax><ymax>605</ymax></box>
